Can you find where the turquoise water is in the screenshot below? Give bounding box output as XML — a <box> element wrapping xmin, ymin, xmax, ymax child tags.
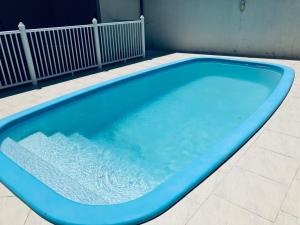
<box><xmin>0</xmin><ymin>60</ymin><xmax>281</xmax><ymax>205</ymax></box>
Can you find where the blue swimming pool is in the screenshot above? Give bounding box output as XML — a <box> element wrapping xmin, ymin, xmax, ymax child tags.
<box><xmin>0</xmin><ymin>57</ymin><xmax>294</xmax><ymax>225</ymax></box>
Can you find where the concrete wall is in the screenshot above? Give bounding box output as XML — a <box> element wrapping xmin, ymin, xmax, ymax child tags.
<box><xmin>100</xmin><ymin>0</ymin><xmax>140</xmax><ymax>23</ymax></box>
<box><xmin>144</xmin><ymin>0</ymin><xmax>300</xmax><ymax>59</ymax></box>
<box><xmin>0</xmin><ymin>0</ymin><xmax>97</xmax><ymax>31</ymax></box>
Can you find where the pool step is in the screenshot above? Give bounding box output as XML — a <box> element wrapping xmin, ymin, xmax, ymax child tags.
<box><xmin>69</xmin><ymin>133</ymin><xmax>99</xmax><ymax>151</ymax></box>
<box><xmin>18</xmin><ymin>131</ymin><xmax>119</xmax><ymax>203</ymax></box>
<box><xmin>15</xmin><ymin>131</ymin><xmax>152</xmax><ymax>204</ymax></box>
<box><xmin>49</xmin><ymin>132</ymin><xmax>110</xmax><ymax>190</ymax></box>
<box><xmin>0</xmin><ymin>137</ymin><xmax>101</xmax><ymax>204</ymax></box>
<box><xmin>49</xmin><ymin>132</ymin><xmax>132</xmax><ymax>202</ymax></box>
<box><xmin>68</xmin><ymin>133</ymin><xmax>154</xmax><ymax>201</ymax></box>
<box><xmin>18</xmin><ymin>132</ymin><xmax>108</xmax><ymax>203</ymax></box>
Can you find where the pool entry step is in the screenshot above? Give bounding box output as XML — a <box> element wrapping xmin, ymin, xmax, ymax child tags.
<box><xmin>1</xmin><ymin>132</ymin><xmax>150</xmax><ymax>204</ymax></box>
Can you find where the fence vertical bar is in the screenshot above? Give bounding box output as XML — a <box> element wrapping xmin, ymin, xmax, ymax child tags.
<box><xmin>140</xmin><ymin>15</ymin><xmax>146</xmax><ymax>58</ymax></box>
<box><xmin>18</xmin><ymin>22</ymin><xmax>37</xmax><ymax>85</ymax></box>
<box><xmin>92</xmin><ymin>18</ymin><xmax>102</xmax><ymax>69</ymax></box>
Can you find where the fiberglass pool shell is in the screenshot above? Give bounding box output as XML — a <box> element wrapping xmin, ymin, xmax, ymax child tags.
<box><xmin>0</xmin><ymin>57</ymin><xmax>294</xmax><ymax>225</ymax></box>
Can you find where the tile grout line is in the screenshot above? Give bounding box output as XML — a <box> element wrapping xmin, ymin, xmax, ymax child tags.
<box><xmin>211</xmin><ymin>193</ymin><xmax>275</xmax><ymax>223</ymax></box>
<box><xmin>22</xmin><ymin>210</ymin><xmax>31</xmax><ymax>225</ymax></box>
<box><xmin>183</xmin><ymin>173</ymin><xmax>229</xmax><ymax>225</ymax></box>
<box><xmin>265</xmin><ymin>127</ymin><xmax>300</xmax><ymax>140</ymax></box>
<box><xmin>295</xmin><ymin>166</ymin><xmax>300</xmax><ymax>181</ymax></box>
<box><xmin>182</xmin><ymin>200</ymin><xmax>208</xmax><ymax>225</ymax></box>
<box><xmin>255</xmin><ymin>145</ymin><xmax>300</xmax><ymax>162</ymax></box>
<box><xmin>235</xmin><ymin>164</ymin><xmax>294</xmax><ymax>187</ymax></box>
<box><xmin>0</xmin><ymin>195</ymin><xmax>16</xmax><ymax>198</ymax></box>
<box><xmin>278</xmin><ymin>210</ymin><xmax>300</xmax><ymax>221</ymax></box>
<box><xmin>264</xmin><ymin>126</ymin><xmax>300</xmax><ymax>140</ymax></box>
<box><xmin>273</xmin><ymin>162</ymin><xmax>300</xmax><ymax>223</ymax></box>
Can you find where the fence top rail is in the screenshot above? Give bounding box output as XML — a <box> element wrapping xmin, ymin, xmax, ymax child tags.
<box><xmin>0</xmin><ymin>30</ymin><xmax>20</xmax><ymax>35</ymax></box>
<box><xmin>26</xmin><ymin>24</ymin><xmax>93</xmax><ymax>33</ymax></box>
<box><xmin>98</xmin><ymin>20</ymin><xmax>141</xmax><ymax>27</ymax></box>
<box><xmin>0</xmin><ymin>18</ymin><xmax>142</xmax><ymax>35</ymax></box>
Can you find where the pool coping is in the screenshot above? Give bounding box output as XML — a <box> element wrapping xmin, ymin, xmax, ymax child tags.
<box><xmin>0</xmin><ymin>57</ymin><xmax>295</xmax><ymax>225</ymax></box>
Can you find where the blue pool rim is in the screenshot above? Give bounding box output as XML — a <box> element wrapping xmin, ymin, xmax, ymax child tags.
<box><xmin>0</xmin><ymin>57</ymin><xmax>294</xmax><ymax>225</ymax></box>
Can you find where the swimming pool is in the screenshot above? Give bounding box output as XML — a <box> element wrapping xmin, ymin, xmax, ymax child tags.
<box><xmin>0</xmin><ymin>57</ymin><xmax>294</xmax><ymax>224</ymax></box>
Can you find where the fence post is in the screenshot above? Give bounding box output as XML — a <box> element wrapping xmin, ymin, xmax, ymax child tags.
<box><xmin>18</xmin><ymin>22</ymin><xmax>37</xmax><ymax>86</ymax></box>
<box><xmin>140</xmin><ymin>15</ymin><xmax>146</xmax><ymax>58</ymax></box>
<box><xmin>92</xmin><ymin>18</ymin><xmax>102</xmax><ymax>69</ymax></box>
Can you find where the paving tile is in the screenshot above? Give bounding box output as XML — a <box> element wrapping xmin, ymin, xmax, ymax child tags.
<box><xmin>293</xmin><ymin>77</ymin><xmax>300</xmax><ymax>86</ymax></box>
<box><xmin>0</xmin><ymin>110</ymin><xmax>9</xmax><ymax>119</ymax></box>
<box><xmin>275</xmin><ymin>109</ymin><xmax>300</xmax><ymax>123</ymax></box>
<box><xmin>0</xmin><ymin>197</ymin><xmax>30</xmax><ymax>225</ymax></box>
<box><xmin>0</xmin><ymin>94</ymin><xmax>38</xmax><ymax>107</ymax></box>
<box><xmin>237</xmin><ymin>146</ymin><xmax>299</xmax><ymax>185</ymax></box>
<box><xmin>256</xmin><ymin>130</ymin><xmax>300</xmax><ymax>160</ymax></box>
<box><xmin>186</xmin><ymin>170</ymin><xmax>226</xmax><ymax>204</ymax></box>
<box><xmin>117</xmin><ymin>63</ymin><xmax>156</xmax><ymax>73</ymax></box>
<box><xmin>145</xmin><ymin>197</ymin><xmax>200</xmax><ymax>225</ymax></box>
<box><xmin>0</xmin><ymin>183</ymin><xmax>14</xmax><ymax>197</ymax></box>
<box><xmin>285</xmin><ymin>97</ymin><xmax>300</xmax><ymax>110</ymax></box>
<box><xmin>274</xmin><ymin>96</ymin><xmax>300</xmax><ymax>119</ymax></box>
<box><xmin>274</xmin><ymin>100</ymin><xmax>300</xmax><ymax>122</ymax></box>
<box><xmin>273</xmin><ymin>212</ymin><xmax>300</xmax><ymax>225</ymax></box>
<box><xmin>296</xmin><ymin>167</ymin><xmax>300</xmax><ymax>180</ymax></box>
<box><xmin>187</xmin><ymin>195</ymin><xmax>271</xmax><ymax>225</ymax></box>
<box><xmin>282</xmin><ymin>180</ymin><xmax>300</xmax><ymax>218</ymax></box>
<box><xmin>0</xmin><ymin>105</ymin><xmax>28</xmax><ymax>115</ymax></box>
<box><xmin>214</xmin><ymin>167</ymin><xmax>287</xmax><ymax>221</ymax></box>
<box><xmin>24</xmin><ymin>210</ymin><xmax>53</xmax><ymax>225</ymax></box>
<box><xmin>267</xmin><ymin>116</ymin><xmax>300</xmax><ymax>138</ymax></box>
<box><xmin>289</xmin><ymin>84</ymin><xmax>300</xmax><ymax>99</ymax></box>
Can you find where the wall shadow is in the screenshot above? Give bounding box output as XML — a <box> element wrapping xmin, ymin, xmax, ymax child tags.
<box><xmin>0</xmin><ymin>50</ymin><xmax>170</xmax><ymax>98</ymax></box>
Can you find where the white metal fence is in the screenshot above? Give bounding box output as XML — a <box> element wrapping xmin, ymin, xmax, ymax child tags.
<box><xmin>98</xmin><ymin>20</ymin><xmax>145</xmax><ymax>65</ymax></box>
<box><xmin>0</xmin><ymin>30</ymin><xmax>32</xmax><ymax>88</ymax></box>
<box><xmin>0</xmin><ymin>16</ymin><xmax>145</xmax><ymax>90</ymax></box>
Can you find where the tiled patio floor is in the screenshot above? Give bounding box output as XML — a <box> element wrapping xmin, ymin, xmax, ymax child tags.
<box><xmin>0</xmin><ymin>53</ymin><xmax>300</xmax><ymax>225</ymax></box>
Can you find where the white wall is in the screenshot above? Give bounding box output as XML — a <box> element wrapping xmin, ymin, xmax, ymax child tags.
<box><xmin>144</xmin><ymin>0</ymin><xmax>300</xmax><ymax>58</ymax></box>
<box><xmin>100</xmin><ymin>0</ymin><xmax>140</xmax><ymax>22</ymax></box>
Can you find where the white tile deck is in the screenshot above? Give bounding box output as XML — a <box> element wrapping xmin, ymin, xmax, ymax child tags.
<box><xmin>0</xmin><ymin>183</ymin><xmax>14</xmax><ymax>197</ymax></box>
<box><xmin>187</xmin><ymin>195</ymin><xmax>272</xmax><ymax>225</ymax></box>
<box><xmin>24</xmin><ymin>211</ymin><xmax>52</xmax><ymax>225</ymax></box>
<box><xmin>237</xmin><ymin>146</ymin><xmax>299</xmax><ymax>185</ymax></box>
<box><xmin>145</xmin><ymin>197</ymin><xmax>201</xmax><ymax>225</ymax></box>
<box><xmin>255</xmin><ymin>130</ymin><xmax>300</xmax><ymax>160</ymax></box>
<box><xmin>214</xmin><ymin>167</ymin><xmax>287</xmax><ymax>221</ymax></box>
<box><xmin>0</xmin><ymin>197</ymin><xmax>30</xmax><ymax>225</ymax></box>
<box><xmin>281</xmin><ymin>180</ymin><xmax>300</xmax><ymax>218</ymax></box>
<box><xmin>274</xmin><ymin>212</ymin><xmax>300</xmax><ymax>225</ymax></box>
<box><xmin>0</xmin><ymin>53</ymin><xmax>300</xmax><ymax>225</ymax></box>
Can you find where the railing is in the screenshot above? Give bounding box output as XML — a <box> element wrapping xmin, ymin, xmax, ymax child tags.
<box><xmin>98</xmin><ymin>20</ymin><xmax>145</xmax><ymax>65</ymax></box>
<box><xmin>0</xmin><ymin>30</ymin><xmax>32</xmax><ymax>88</ymax></box>
<box><xmin>0</xmin><ymin>16</ymin><xmax>145</xmax><ymax>90</ymax></box>
<box><xmin>26</xmin><ymin>25</ymin><xmax>98</xmax><ymax>81</ymax></box>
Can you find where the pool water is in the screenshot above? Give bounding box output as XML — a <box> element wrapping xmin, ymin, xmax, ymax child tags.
<box><xmin>0</xmin><ymin>60</ymin><xmax>281</xmax><ymax>205</ymax></box>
